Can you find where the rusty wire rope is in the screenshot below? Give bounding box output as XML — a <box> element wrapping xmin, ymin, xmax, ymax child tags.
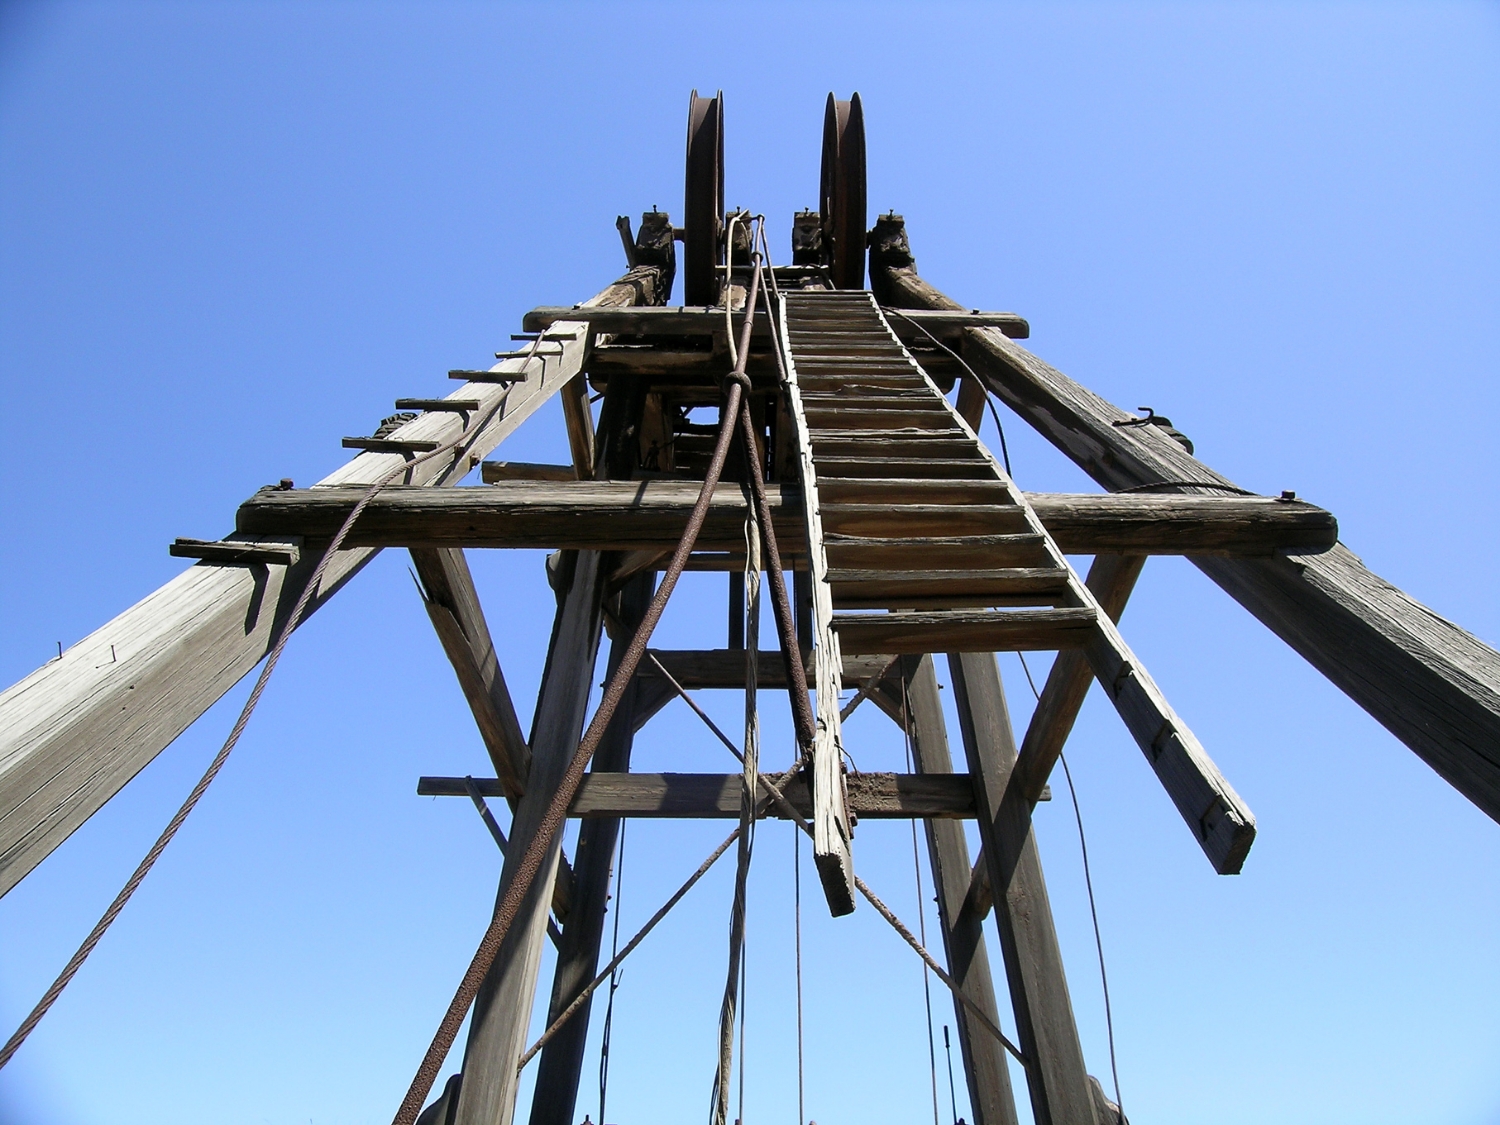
<box><xmin>0</xmin><ymin>332</ymin><xmax>557</xmax><ymax>1073</ymax></box>
<box><xmin>389</xmin><ymin>234</ymin><xmax>777</xmax><ymax>1125</ymax></box>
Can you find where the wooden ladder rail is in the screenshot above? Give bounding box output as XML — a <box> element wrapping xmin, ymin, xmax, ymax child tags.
<box><xmin>777</xmin><ymin>292</ymin><xmax>857</xmax><ymax>916</ymax></box>
<box><xmin>863</xmin><ymin>293</ymin><xmax>1257</xmax><ymax>875</ymax></box>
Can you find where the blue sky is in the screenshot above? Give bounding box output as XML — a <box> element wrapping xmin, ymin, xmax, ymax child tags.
<box><xmin>1</xmin><ymin>2</ymin><xmax>1498</xmax><ymax>1124</ymax></box>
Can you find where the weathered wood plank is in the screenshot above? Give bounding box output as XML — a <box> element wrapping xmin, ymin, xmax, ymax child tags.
<box><xmin>480</xmin><ymin>462</ymin><xmax>578</xmax><ymax>483</ymax></box>
<box><xmin>832</xmin><ymin>608</ymin><xmax>1098</xmax><ymax>656</ymax></box>
<box><xmin>410</xmin><ymin>548</ymin><xmax>531</xmax><ymax>799</ymax></box>
<box><xmin>1011</xmin><ymin>555</ymin><xmax>1146</xmax><ymax>806</ymax></box>
<box><xmin>898</xmin><ymin>655</ymin><xmax>1020</xmax><ymax>1125</ymax></box>
<box><xmin>528</xmin><ymin>573</ymin><xmax>653</xmax><ymax>1125</ymax></box>
<box><xmin>523</xmin><ymin>304</ymin><xmax>1028</xmax><ymax>339</ymax></box>
<box><xmin>947</xmin><ymin>653</ymin><xmax>1097</xmax><ymax>1125</ymax></box>
<box><xmin>455</xmin><ymin>551</ymin><xmax>608</xmax><ymax>1125</ymax></box>
<box><xmin>418</xmin><ymin>771</ymin><xmax>980</xmax><ymax>819</ymax></box>
<box><xmin>0</xmin><ymin>266</ymin><xmax>668</xmax><ymax>899</ymax></box>
<box><xmin>871</xmin><ymin>219</ymin><xmax>1500</xmax><ymax>826</ymax></box>
<box><xmin>782</xmin><ymin>294</ymin><xmax>855</xmax><ymax>916</ymax></box>
<box><xmin>635</xmin><ymin>648</ymin><xmax>891</xmax><ymax>690</ymax></box>
<box><xmin>246</xmin><ymin>482</ymin><xmax>1334</xmax><ymax>556</ymax></box>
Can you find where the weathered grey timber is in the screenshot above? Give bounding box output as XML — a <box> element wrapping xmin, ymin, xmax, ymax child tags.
<box><xmin>522</xmin><ymin>303</ymin><xmax>1029</xmax><ymax>339</ymax></box>
<box><xmin>411</xmin><ymin>548</ymin><xmax>531</xmax><ymax>799</ymax></box>
<box><xmin>528</xmin><ymin>573</ymin><xmax>653</xmax><ymax>1125</ymax></box>
<box><xmin>870</xmin><ymin>216</ymin><xmax>1500</xmax><ymax>825</ymax></box>
<box><xmin>638</xmin><ymin>649</ymin><xmax>892</xmax><ymax>689</ymax></box>
<box><xmin>948</xmin><ymin>653</ymin><xmax>1098</xmax><ymax>1125</ymax></box>
<box><xmin>897</xmin><ymin>655</ymin><xmax>1020</xmax><ymax>1125</ymax></box>
<box><xmin>418</xmin><ymin>770</ymin><xmax>983</xmax><ymax>819</ymax></box>
<box><xmin>455</xmin><ymin>551</ymin><xmax>608</xmax><ymax>1125</ymax></box>
<box><xmin>1013</xmin><ymin>555</ymin><xmax>1146</xmax><ymax>805</ymax></box>
<box><xmin>0</xmin><ymin>263</ymin><xmax>668</xmax><ymax>900</ymax></box>
<box><xmin>238</xmin><ymin>480</ymin><xmax>1336</xmax><ymax>556</ymax></box>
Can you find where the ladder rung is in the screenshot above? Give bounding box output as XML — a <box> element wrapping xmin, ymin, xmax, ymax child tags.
<box><xmin>394</xmin><ymin>398</ymin><xmax>482</xmax><ymax>412</ymax></box>
<box><xmin>824</xmin><ymin>533</ymin><xmax>1052</xmax><ymax>570</ymax></box>
<box><xmin>831</xmin><ymin>607</ymin><xmax>1097</xmax><ymax>655</ymax></box>
<box><xmin>819</xmin><ymin>503</ymin><xmax>1031</xmax><ymax>539</ymax></box>
<box><xmin>170</xmin><ymin>537</ymin><xmax>301</xmax><ymax>566</ymax></box>
<box><xmin>342</xmin><ymin>436</ymin><xmax>442</xmax><ymax>453</ymax></box>
<box><xmin>451</xmin><ymin>370</ymin><xmax>525</xmax><ymax>384</ymax></box>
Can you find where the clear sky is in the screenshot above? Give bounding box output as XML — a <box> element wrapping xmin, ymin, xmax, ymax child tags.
<box><xmin>2</xmin><ymin>3</ymin><xmax>1498</xmax><ymax>1124</ymax></box>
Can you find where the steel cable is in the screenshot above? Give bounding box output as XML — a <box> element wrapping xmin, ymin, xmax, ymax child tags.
<box><xmin>0</xmin><ymin>332</ymin><xmax>551</xmax><ymax>1071</ymax></box>
<box><xmin>389</xmin><ymin>240</ymin><xmax>770</xmax><ymax>1125</ymax></box>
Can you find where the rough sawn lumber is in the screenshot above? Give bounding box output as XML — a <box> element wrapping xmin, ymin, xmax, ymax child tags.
<box><xmin>237</xmin><ymin>481</ymin><xmax>1337</xmax><ymax>556</ymax></box>
<box><xmin>870</xmin><ymin>221</ymin><xmax>1500</xmax><ymax>826</ymax></box>
<box><xmin>0</xmin><ymin>264</ymin><xmax>667</xmax><ymax>899</ymax></box>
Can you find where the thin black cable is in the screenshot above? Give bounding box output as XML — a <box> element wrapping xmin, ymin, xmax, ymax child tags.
<box><xmin>599</xmin><ymin>820</ymin><xmax>627</xmax><ymax>1125</ymax></box>
<box><xmin>793</xmin><ymin>824</ymin><xmax>805</xmax><ymax>1125</ymax></box>
<box><xmin>880</xmin><ymin>306</ymin><xmax>1013</xmax><ymax>476</ymax></box>
<box><xmin>0</xmin><ymin>344</ymin><xmax>534</xmax><ymax>1070</ymax></box>
<box><xmin>1015</xmin><ymin>653</ymin><xmax>1123</xmax><ymax>1116</ymax></box>
<box><xmin>942</xmin><ymin>1025</ymin><xmax>959</xmax><ymax>1125</ymax></box>
<box><xmin>901</xmin><ymin>676</ymin><xmax>941</xmax><ymax>1125</ymax></box>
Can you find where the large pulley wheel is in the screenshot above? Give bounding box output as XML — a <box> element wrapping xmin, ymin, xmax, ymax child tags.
<box><xmin>683</xmin><ymin>90</ymin><xmax>725</xmax><ymax>306</ymax></box>
<box><xmin>820</xmin><ymin>92</ymin><xmax>867</xmax><ymax>290</ymax></box>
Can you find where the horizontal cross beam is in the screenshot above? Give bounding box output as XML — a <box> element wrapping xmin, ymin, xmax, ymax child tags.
<box><xmin>236</xmin><ymin>481</ymin><xmax>1337</xmax><ymax>557</ymax></box>
<box><xmin>417</xmin><ymin>771</ymin><xmax>981</xmax><ymax>819</ymax></box>
<box><xmin>522</xmin><ymin>304</ymin><xmax>1030</xmax><ymax>341</ymax></box>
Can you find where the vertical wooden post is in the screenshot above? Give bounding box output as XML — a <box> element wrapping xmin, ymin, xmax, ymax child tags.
<box><xmin>947</xmin><ymin>652</ymin><xmax>1099</xmax><ymax>1125</ymax></box>
<box><xmin>898</xmin><ymin>655</ymin><xmax>1021</xmax><ymax>1125</ymax></box>
<box><xmin>560</xmin><ymin>374</ymin><xmax>596</xmax><ymax>480</ymax></box>
<box><xmin>526</xmin><ymin>573</ymin><xmax>654</xmax><ymax>1125</ymax></box>
<box><xmin>453</xmin><ymin>550</ymin><xmax>608</xmax><ymax>1125</ymax></box>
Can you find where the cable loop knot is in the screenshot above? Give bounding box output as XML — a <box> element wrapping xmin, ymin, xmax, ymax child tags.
<box><xmin>723</xmin><ymin>369</ymin><xmax>752</xmax><ymax>393</ymax></box>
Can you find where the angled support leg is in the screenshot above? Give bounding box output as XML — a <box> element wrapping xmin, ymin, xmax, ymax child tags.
<box><xmin>947</xmin><ymin>652</ymin><xmax>1099</xmax><ymax>1125</ymax></box>
<box><xmin>527</xmin><ymin>572</ymin><xmax>655</xmax><ymax>1125</ymax></box>
<box><xmin>897</xmin><ymin>655</ymin><xmax>1020</xmax><ymax>1125</ymax></box>
<box><xmin>410</xmin><ymin>547</ymin><xmax>531</xmax><ymax>799</ymax></box>
<box><xmin>454</xmin><ymin>550</ymin><xmax>609</xmax><ymax>1125</ymax></box>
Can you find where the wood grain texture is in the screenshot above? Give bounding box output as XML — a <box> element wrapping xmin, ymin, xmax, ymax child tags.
<box><xmin>411</xmin><ymin>548</ymin><xmax>531</xmax><ymax>800</ymax></box>
<box><xmin>1010</xmin><ymin>555</ymin><xmax>1146</xmax><ymax>807</ymax></box>
<box><xmin>781</xmin><ymin>293</ymin><xmax>855</xmax><ymax>916</ymax></box>
<box><xmin>528</xmin><ymin>573</ymin><xmax>653</xmax><ymax>1125</ymax></box>
<box><xmin>523</xmin><ymin>303</ymin><xmax>1027</xmax><ymax>339</ymax></box>
<box><xmin>419</xmin><ymin>771</ymin><xmax>980</xmax><ymax>819</ymax></box>
<box><xmin>832</xmin><ymin>608</ymin><xmax>1098</xmax><ymax>655</ymax></box>
<box><xmin>455</xmin><ymin>551</ymin><xmax>607</xmax><ymax>1125</ymax></box>
<box><xmin>872</xmin><ymin>240</ymin><xmax>1500</xmax><ymax>825</ymax></box>
<box><xmin>898</xmin><ymin>655</ymin><xmax>1020</xmax><ymax>1125</ymax></box>
<box><xmin>240</xmin><ymin>482</ymin><xmax>1335</xmax><ymax>555</ymax></box>
<box><xmin>0</xmin><ymin>266</ymin><xmax>665</xmax><ymax>899</ymax></box>
<box><xmin>947</xmin><ymin>652</ymin><xmax>1098</xmax><ymax>1125</ymax></box>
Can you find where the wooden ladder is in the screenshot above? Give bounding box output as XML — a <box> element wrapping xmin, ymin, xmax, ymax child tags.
<box><xmin>779</xmin><ymin>290</ymin><xmax>1255</xmax><ymax>915</ymax></box>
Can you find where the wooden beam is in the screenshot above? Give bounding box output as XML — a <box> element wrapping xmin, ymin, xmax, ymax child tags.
<box><xmin>529</xmin><ymin>573</ymin><xmax>653</xmax><ymax>1125</ymax></box>
<box><xmin>832</xmin><ymin>607</ymin><xmax>1098</xmax><ymax>656</ymax></box>
<box><xmin>871</xmin><ymin>218</ymin><xmax>1500</xmax><ymax>827</ymax></box>
<box><xmin>783</xmin><ymin>297</ymin><xmax>855</xmax><ymax>917</ymax></box>
<box><xmin>481</xmin><ymin>462</ymin><xmax>577</xmax><ymax>483</ymax></box>
<box><xmin>635</xmin><ymin>648</ymin><xmax>891</xmax><ymax>690</ymax></box>
<box><xmin>411</xmin><ymin>548</ymin><xmax>530</xmax><ymax>799</ymax></box>
<box><xmin>558</xmin><ymin>374</ymin><xmax>596</xmax><ymax>480</ymax></box>
<box><xmin>898</xmin><ymin>655</ymin><xmax>1021</xmax><ymax>1125</ymax></box>
<box><xmin>1012</xmin><ymin>554</ymin><xmax>1145</xmax><ymax>806</ymax></box>
<box><xmin>585</xmin><ymin>343</ymin><xmax>966</xmax><ymax>394</ymax></box>
<box><xmin>238</xmin><ymin>482</ymin><xmax>1337</xmax><ymax>556</ymax></box>
<box><xmin>418</xmin><ymin>771</ymin><xmax>982</xmax><ymax>819</ymax></box>
<box><xmin>0</xmin><ymin>263</ymin><xmax>668</xmax><ymax>899</ymax></box>
<box><xmin>455</xmin><ymin>551</ymin><xmax>608</xmax><ymax>1125</ymax></box>
<box><xmin>523</xmin><ymin>304</ymin><xmax>1029</xmax><ymax>340</ymax></box>
<box><xmin>947</xmin><ymin>652</ymin><xmax>1097</xmax><ymax>1125</ymax></box>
